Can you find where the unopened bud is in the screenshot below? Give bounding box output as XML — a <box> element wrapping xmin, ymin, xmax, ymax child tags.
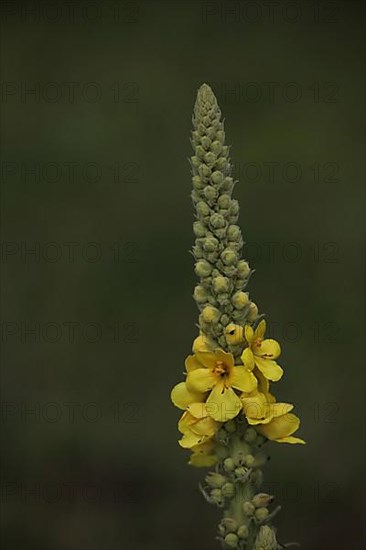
<box><xmin>203</xmin><ymin>185</ymin><xmax>218</xmax><ymax>202</ymax></box>
<box><xmin>196</xmin><ymin>201</ymin><xmax>210</xmax><ymax>217</ymax></box>
<box><xmin>237</xmin><ymin>525</ymin><xmax>249</xmax><ymax>539</ymax></box>
<box><xmin>193</xmin><ymin>221</ymin><xmax>206</xmax><ymax>237</ymax></box>
<box><xmin>195</xmin><ymin>260</ymin><xmax>212</xmax><ymax>277</ymax></box>
<box><xmin>247</xmin><ymin>302</ymin><xmax>259</xmax><ymax>321</ymax></box>
<box><xmin>222</xmin><ymin>482</ymin><xmax>235</xmax><ymax>498</ymax></box>
<box><xmin>210</xmin><ymin>213</ymin><xmax>226</xmax><ymax>229</ymax></box>
<box><xmin>216</xmin><ymin>157</ymin><xmax>228</xmax><ymax>171</ymax></box>
<box><xmin>252</xmin><ymin>493</ymin><xmax>274</xmax><ymax>508</ymax></box>
<box><xmin>213</xmin><ymin>276</ymin><xmax>230</xmax><ymax>294</ymax></box>
<box><xmin>242</xmin><ymin>501</ymin><xmax>255</xmax><ymax>516</ymax></box>
<box><xmin>192</xmin><ymin>175</ymin><xmax>204</xmax><ymax>190</ymax></box>
<box><xmin>211</xmin><ymin>170</ymin><xmax>224</xmax><ymax>185</ymax></box>
<box><xmin>255</xmin><ymin>507</ymin><xmax>269</xmax><ymax>521</ymax></box>
<box><xmin>244</xmin><ymin>454</ymin><xmax>255</xmax><ymax>467</ymax></box>
<box><xmin>205</xmin><ymin>472</ymin><xmax>227</xmax><ymax>488</ymax></box>
<box><xmin>232</xmin><ymin>291</ymin><xmax>249</xmax><ymax>309</ymax></box>
<box><xmin>201</xmin><ymin>136</ymin><xmax>211</xmax><ymax>150</ymax></box>
<box><xmin>211</xmin><ymin>140</ymin><xmax>223</xmax><ymax>155</ymax></box>
<box><xmin>223</xmin><ymin>458</ymin><xmax>235</xmax><ymax>472</ymax></box>
<box><xmin>237</xmin><ymin>260</ymin><xmax>251</xmax><ymax>278</ymax></box>
<box><xmin>227</xmin><ymin>225</ymin><xmax>241</xmax><ymax>241</ymax></box>
<box><xmin>193</xmin><ymin>285</ymin><xmax>209</xmax><ymax>303</ymax></box>
<box><xmin>204</xmin><ymin>151</ymin><xmax>216</xmax><ymax>165</ymax></box>
<box><xmin>210</xmin><ymin>488</ymin><xmax>223</xmax><ymax>506</ymax></box>
<box><xmin>230</xmin><ymin>200</ymin><xmax>239</xmax><ymax>215</ymax></box>
<box><xmin>221</xmin><ymin>518</ymin><xmax>238</xmax><ymax>533</ymax></box>
<box><xmin>221</xmin><ymin>176</ymin><xmax>234</xmax><ymax>191</ymax></box>
<box><xmin>198</xmin><ymin>164</ymin><xmax>211</xmax><ymax>178</ymax></box>
<box><xmin>253</xmin><ymin>526</ymin><xmax>278</xmax><ymax>550</ymax></box>
<box><xmin>203</xmin><ymin>236</ymin><xmax>219</xmax><ymax>252</ymax></box>
<box><xmin>202</xmin><ymin>305</ymin><xmax>220</xmax><ymax>324</ymax></box>
<box><xmin>225</xmin><ymin>420</ymin><xmax>236</xmax><ymax>433</ymax></box>
<box><xmin>224</xmin><ymin>533</ymin><xmax>239</xmax><ymax>549</ymax></box>
<box><xmin>244</xmin><ymin>428</ymin><xmax>257</xmax><ymax>443</ymax></box>
<box><xmin>221</xmin><ymin>249</ymin><xmax>238</xmax><ymax>266</ymax></box>
<box><xmin>217</xmin><ymin>194</ymin><xmax>231</xmax><ymax>209</ymax></box>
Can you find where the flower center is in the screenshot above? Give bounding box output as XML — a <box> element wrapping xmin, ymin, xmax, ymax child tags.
<box><xmin>213</xmin><ymin>361</ymin><xmax>227</xmax><ymax>377</ymax></box>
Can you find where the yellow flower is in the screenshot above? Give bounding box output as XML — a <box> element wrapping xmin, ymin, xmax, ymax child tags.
<box><xmin>241</xmin><ymin>391</ymin><xmax>294</xmax><ymax>425</ymax></box>
<box><xmin>256</xmin><ymin>412</ymin><xmax>305</xmax><ymax>444</ymax></box>
<box><xmin>185</xmin><ymin>349</ymin><xmax>257</xmax><ymax>422</ymax></box>
<box><xmin>178</xmin><ymin>402</ymin><xmax>221</xmax><ymax>448</ymax></box>
<box><xmin>170</xmin><ymin>381</ymin><xmax>206</xmax><ymax>410</ymax></box>
<box><xmin>188</xmin><ymin>439</ymin><xmax>218</xmax><ymax>467</ymax></box>
<box><xmin>192</xmin><ymin>333</ymin><xmax>217</xmax><ymax>353</ymax></box>
<box><xmin>242</xmin><ymin>320</ymin><xmax>283</xmax><ymax>382</ymax></box>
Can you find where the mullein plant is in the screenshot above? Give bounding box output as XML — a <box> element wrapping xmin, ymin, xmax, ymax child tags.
<box><xmin>170</xmin><ymin>84</ymin><xmax>305</xmax><ymax>550</ymax></box>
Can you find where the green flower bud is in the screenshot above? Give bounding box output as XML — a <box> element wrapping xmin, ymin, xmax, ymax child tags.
<box><xmin>222</xmin><ymin>176</ymin><xmax>234</xmax><ymax>191</ymax></box>
<box><xmin>216</xmin><ymin>129</ymin><xmax>225</xmax><ymax>142</ymax></box>
<box><xmin>252</xmin><ymin>493</ymin><xmax>274</xmax><ymax>508</ymax></box>
<box><xmin>220</xmin><ymin>314</ymin><xmax>230</xmax><ymax>326</ymax></box>
<box><xmin>247</xmin><ymin>302</ymin><xmax>259</xmax><ymax>321</ymax></box>
<box><xmin>196</xmin><ymin>145</ymin><xmax>206</xmax><ymax>159</ymax></box>
<box><xmin>237</xmin><ymin>525</ymin><xmax>249</xmax><ymax>539</ymax></box>
<box><xmin>221</xmin><ymin>518</ymin><xmax>238</xmax><ymax>533</ymax></box>
<box><xmin>234</xmin><ymin>467</ymin><xmax>248</xmax><ymax>480</ymax></box>
<box><xmin>222</xmin><ymin>145</ymin><xmax>230</xmax><ymax>157</ymax></box>
<box><xmin>196</xmin><ymin>201</ymin><xmax>210</xmax><ymax>217</ymax></box>
<box><xmin>224</xmin><ymin>533</ymin><xmax>239</xmax><ymax>549</ymax></box>
<box><xmin>244</xmin><ymin>428</ymin><xmax>257</xmax><ymax>443</ymax></box>
<box><xmin>195</xmin><ymin>260</ymin><xmax>212</xmax><ymax>277</ymax></box>
<box><xmin>224</xmin><ymin>457</ymin><xmax>235</xmax><ymax>472</ymax></box>
<box><xmin>206</xmin><ymin>126</ymin><xmax>216</xmax><ymax>139</ymax></box>
<box><xmin>211</xmin><ymin>140</ymin><xmax>223</xmax><ymax>155</ymax></box>
<box><xmin>198</xmin><ymin>164</ymin><xmax>211</xmax><ymax>178</ymax></box>
<box><xmin>197</xmin><ymin>123</ymin><xmax>206</xmax><ymax>135</ymax></box>
<box><xmin>191</xmin><ymin>155</ymin><xmax>200</xmax><ymax>168</ymax></box>
<box><xmin>210</xmin><ymin>488</ymin><xmax>223</xmax><ymax>506</ymax></box>
<box><xmin>216</xmin><ymin>293</ymin><xmax>230</xmax><ymax>306</ymax></box>
<box><xmin>255</xmin><ymin>507</ymin><xmax>269</xmax><ymax>521</ymax></box>
<box><xmin>232</xmin><ymin>291</ymin><xmax>249</xmax><ymax>309</ymax></box>
<box><xmin>222</xmin><ymin>482</ymin><xmax>235</xmax><ymax>498</ymax></box>
<box><xmin>221</xmin><ymin>249</ymin><xmax>238</xmax><ymax>266</ymax></box>
<box><xmin>202</xmin><ymin>305</ymin><xmax>220</xmax><ymax>323</ymax></box>
<box><xmin>225</xmin><ymin>420</ymin><xmax>236</xmax><ymax>433</ymax></box>
<box><xmin>214</xmin><ymin>227</ymin><xmax>227</xmax><ymax>239</ymax></box>
<box><xmin>203</xmin><ymin>185</ymin><xmax>218</xmax><ymax>202</ymax></box>
<box><xmin>205</xmin><ymin>472</ymin><xmax>227</xmax><ymax>488</ymax></box>
<box><xmin>201</xmin><ymin>136</ymin><xmax>211</xmax><ymax>150</ymax></box>
<box><xmin>193</xmin><ymin>221</ymin><xmax>206</xmax><ymax>237</ymax></box>
<box><xmin>230</xmin><ymin>200</ymin><xmax>239</xmax><ymax>215</ymax></box>
<box><xmin>227</xmin><ymin>225</ymin><xmax>241</xmax><ymax>241</ymax></box>
<box><xmin>216</xmin><ymin>157</ymin><xmax>228</xmax><ymax>171</ymax></box>
<box><xmin>212</xmin><ymin>275</ymin><xmax>230</xmax><ymax>294</ymax></box>
<box><xmin>244</xmin><ymin>454</ymin><xmax>255</xmax><ymax>467</ymax></box>
<box><xmin>192</xmin><ymin>245</ymin><xmax>204</xmax><ymax>258</ymax></box>
<box><xmin>211</xmin><ymin>170</ymin><xmax>224</xmax><ymax>185</ymax></box>
<box><xmin>253</xmin><ymin>526</ymin><xmax>278</xmax><ymax>550</ymax></box>
<box><xmin>202</xmin><ymin>115</ymin><xmax>211</xmax><ymax>127</ymax></box>
<box><xmin>217</xmin><ymin>194</ymin><xmax>231</xmax><ymax>209</ymax></box>
<box><xmin>237</xmin><ymin>260</ymin><xmax>251</xmax><ymax>278</ymax></box>
<box><xmin>203</xmin><ymin>236</ymin><xmax>219</xmax><ymax>252</ymax></box>
<box><xmin>193</xmin><ymin>285</ymin><xmax>209</xmax><ymax>303</ymax></box>
<box><xmin>210</xmin><ymin>213</ymin><xmax>226</xmax><ymax>229</ymax></box>
<box><xmin>222</xmin><ymin>265</ymin><xmax>237</xmax><ymax>277</ymax></box>
<box><xmin>204</xmin><ymin>151</ymin><xmax>217</xmax><ymax>165</ymax></box>
<box><xmin>192</xmin><ymin>130</ymin><xmax>200</xmax><ymax>143</ymax></box>
<box><xmin>191</xmin><ymin>190</ymin><xmax>200</xmax><ymax>204</ymax></box>
<box><xmin>242</xmin><ymin>501</ymin><xmax>255</xmax><ymax>516</ymax></box>
<box><xmin>192</xmin><ymin>175</ymin><xmax>204</xmax><ymax>190</ymax></box>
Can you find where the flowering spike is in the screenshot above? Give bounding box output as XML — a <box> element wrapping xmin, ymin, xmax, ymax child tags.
<box><xmin>170</xmin><ymin>84</ymin><xmax>305</xmax><ymax>550</ymax></box>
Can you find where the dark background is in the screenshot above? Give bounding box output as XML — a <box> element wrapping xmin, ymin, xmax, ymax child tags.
<box><xmin>1</xmin><ymin>0</ymin><xmax>365</xmax><ymax>549</ymax></box>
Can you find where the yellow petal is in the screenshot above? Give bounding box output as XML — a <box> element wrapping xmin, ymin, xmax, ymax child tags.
<box><xmin>244</xmin><ymin>325</ymin><xmax>254</xmax><ymax>343</ymax></box>
<box><xmin>192</xmin><ymin>334</ymin><xmax>216</xmax><ymax>353</ymax></box>
<box><xmin>241</xmin><ymin>393</ymin><xmax>268</xmax><ymax>421</ymax></box>
<box><xmin>189</xmin><ymin>452</ymin><xmax>218</xmax><ymax>467</ymax></box>
<box><xmin>254</xmin><ymin>319</ymin><xmax>266</xmax><ymax>340</ymax></box>
<box><xmin>206</xmin><ymin>380</ymin><xmax>242</xmax><ymax>422</ymax></box>
<box><xmin>228</xmin><ymin>366</ymin><xmax>258</xmax><ymax>392</ymax></box>
<box><xmin>178</xmin><ymin>431</ymin><xmax>206</xmax><ymax>448</ymax></box>
<box><xmin>178</xmin><ymin>411</ymin><xmax>195</xmax><ymax>434</ymax></box>
<box><xmin>214</xmin><ymin>349</ymin><xmax>235</xmax><ymax>369</ymax></box>
<box><xmin>170</xmin><ymin>382</ymin><xmax>204</xmax><ymax>409</ymax></box>
<box><xmin>256</xmin><ymin>413</ymin><xmax>301</xmax><ymax>441</ymax></box>
<box><xmin>195</xmin><ymin>351</ymin><xmax>218</xmax><ymax>369</ymax></box>
<box><xmin>276</xmin><ymin>436</ymin><xmax>306</xmax><ymax>444</ymax></box>
<box><xmin>185</xmin><ymin>355</ymin><xmax>202</xmax><ymax>372</ymax></box>
<box><xmin>187</xmin><ymin>402</ymin><xmax>208</xmax><ymax>419</ymax></box>
<box><xmin>241</xmin><ymin>348</ymin><xmax>255</xmax><ymax>371</ymax></box>
<box><xmin>270</xmin><ymin>402</ymin><xmax>294</xmax><ymax>418</ymax></box>
<box><xmin>254</xmin><ymin>357</ymin><xmax>283</xmax><ymax>382</ymax></box>
<box><xmin>255</xmin><ymin>368</ymin><xmax>270</xmax><ymax>394</ymax></box>
<box><xmin>186</xmin><ymin>368</ymin><xmax>218</xmax><ymax>392</ymax></box>
<box><xmin>190</xmin><ymin>416</ymin><xmax>219</xmax><ymax>437</ymax></box>
<box><xmin>255</xmin><ymin>338</ymin><xmax>281</xmax><ymax>360</ymax></box>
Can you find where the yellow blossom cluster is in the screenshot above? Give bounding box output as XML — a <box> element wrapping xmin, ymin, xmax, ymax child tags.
<box><xmin>171</xmin><ymin>320</ymin><xmax>304</xmax><ymax>465</ymax></box>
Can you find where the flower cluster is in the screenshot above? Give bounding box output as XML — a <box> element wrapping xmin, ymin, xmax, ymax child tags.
<box><xmin>171</xmin><ymin>320</ymin><xmax>304</xmax><ymax>466</ymax></box>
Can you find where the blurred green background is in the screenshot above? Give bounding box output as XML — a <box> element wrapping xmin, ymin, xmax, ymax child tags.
<box><xmin>1</xmin><ymin>0</ymin><xmax>365</xmax><ymax>549</ymax></box>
